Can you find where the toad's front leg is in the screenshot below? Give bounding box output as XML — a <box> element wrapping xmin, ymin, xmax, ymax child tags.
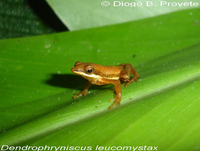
<box><xmin>73</xmin><ymin>81</ymin><xmax>91</xmax><ymax>99</ymax></box>
<box><xmin>109</xmin><ymin>80</ymin><xmax>122</xmax><ymax>109</ymax></box>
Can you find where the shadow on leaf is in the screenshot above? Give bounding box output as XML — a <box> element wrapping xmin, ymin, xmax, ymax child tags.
<box><xmin>45</xmin><ymin>74</ymin><xmax>112</xmax><ymax>90</ymax></box>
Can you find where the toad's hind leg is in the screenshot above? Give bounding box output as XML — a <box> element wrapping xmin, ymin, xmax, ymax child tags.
<box><xmin>122</xmin><ymin>63</ymin><xmax>139</xmax><ymax>87</ymax></box>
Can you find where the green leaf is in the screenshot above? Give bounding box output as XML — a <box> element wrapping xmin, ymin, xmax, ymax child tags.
<box><xmin>46</xmin><ymin>0</ymin><xmax>200</xmax><ymax>30</ymax></box>
<box><xmin>0</xmin><ymin>8</ymin><xmax>200</xmax><ymax>150</ymax></box>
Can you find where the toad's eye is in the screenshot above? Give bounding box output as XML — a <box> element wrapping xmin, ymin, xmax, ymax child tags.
<box><xmin>87</xmin><ymin>69</ymin><xmax>93</xmax><ymax>73</ymax></box>
<box><xmin>85</xmin><ymin>66</ymin><xmax>94</xmax><ymax>74</ymax></box>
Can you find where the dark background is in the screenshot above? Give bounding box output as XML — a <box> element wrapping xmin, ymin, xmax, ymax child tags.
<box><xmin>0</xmin><ymin>0</ymin><xmax>68</xmax><ymax>39</ymax></box>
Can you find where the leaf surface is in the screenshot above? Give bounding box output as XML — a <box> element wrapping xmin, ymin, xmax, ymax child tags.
<box><xmin>0</xmin><ymin>8</ymin><xmax>200</xmax><ymax>150</ymax></box>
